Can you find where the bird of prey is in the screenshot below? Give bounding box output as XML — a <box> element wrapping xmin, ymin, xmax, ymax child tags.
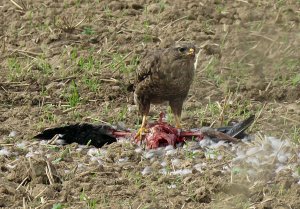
<box><xmin>134</xmin><ymin>42</ymin><xmax>196</xmax><ymax>139</ymax></box>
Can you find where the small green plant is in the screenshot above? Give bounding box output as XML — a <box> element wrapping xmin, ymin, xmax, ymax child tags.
<box><xmin>142</xmin><ymin>20</ymin><xmax>154</xmax><ymax>43</ymax></box>
<box><xmin>104</xmin><ymin>6</ymin><xmax>113</xmax><ymax>17</ymax></box>
<box><xmin>116</xmin><ymin>105</ymin><xmax>128</xmax><ymax>122</ymax></box>
<box><xmin>216</xmin><ymin>5</ymin><xmax>225</xmax><ymax>14</ymax></box>
<box><xmin>275</xmin><ymin>0</ymin><xmax>286</xmax><ymax>7</ymax></box>
<box><xmin>35</xmin><ymin>58</ymin><xmax>53</xmax><ymax>74</ymax></box>
<box><xmin>204</xmin><ymin>57</ymin><xmax>222</xmax><ymax>86</ymax></box>
<box><xmin>158</xmin><ymin>0</ymin><xmax>166</xmax><ymax>12</ymax></box>
<box><xmin>70</xmin><ymin>48</ymin><xmax>78</xmax><ymax>61</ymax></box>
<box><xmin>52</xmin><ymin>148</ymin><xmax>70</xmax><ymax>164</ymax></box>
<box><xmin>291</xmin><ymin>126</ymin><xmax>300</xmax><ymax>144</ymax></box>
<box><xmin>284</xmin><ymin>58</ymin><xmax>299</xmax><ymax>72</ymax></box>
<box><xmin>166</xmin><ymin>107</ymin><xmax>174</xmax><ymax>124</ymax></box>
<box><xmin>80</xmin><ymin>190</ymin><xmax>97</xmax><ymax>209</ymax></box>
<box><xmin>75</xmin><ymin>0</ymin><xmax>82</xmax><ymax>7</ymax></box>
<box><xmin>83</xmin><ymin>76</ymin><xmax>99</xmax><ymax>92</ymax></box>
<box><xmin>68</xmin><ymin>80</ymin><xmax>80</xmax><ymax>107</ymax></box>
<box><xmin>82</xmin><ymin>26</ymin><xmax>95</xmax><ymax>35</ymax></box>
<box><xmin>77</xmin><ymin>56</ymin><xmax>100</xmax><ymax>71</ymax></box>
<box><xmin>7</xmin><ymin>57</ymin><xmax>21</xmax><ymax>80</ymax></box>
<box><xmin>296</xmin><ymin>167</ymin><xmax>300</xmax><ymax>176</ymax></box>
<box><xmin>184</xmin><ymin>150</ymin><xmax>199</xmax><ymax>159</ymax></box>
<box><xmin>202</xmin><ymin>19</ymin><xmax>214</xmax><ymax>34</ymax></box>
<box><xmin>40</xmin><ymin>104</ymin><xmax>58</xmax><ymax>123</ymax></box>
<box><xmin>52</xmin><ymin>203</ymin><xmax>64</xmax><ymax>209</ymax></box>
<box><xmin>232</xmin><ymin>167</ymin><xmax>241</xmax><ymax>175</ymax></box>
<box><xmin>291</xmin><ymin>74</ymin><xmax>300</xmax><ymax>86</ymax></box>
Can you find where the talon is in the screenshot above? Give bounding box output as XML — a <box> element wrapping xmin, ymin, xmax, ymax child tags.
<box><xmin>134</xmin><ymin>127</ymin><xmax>147</xmax><ymax>141</ymax></box>
<box><xmin>174</xmin><ymin>114</ymin><xmax>182</xmax><ymax>129</ymax></box>
<box><xmin>134</xmin><ymin>115</ymin><xmax>147</xmax><ymax>142</ymax></box>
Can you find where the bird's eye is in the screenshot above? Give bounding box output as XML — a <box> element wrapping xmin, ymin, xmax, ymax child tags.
<box><xmin>178</xmin><ymin>47</ymin><xmax>186</xmax><ymax>53</ymax></box>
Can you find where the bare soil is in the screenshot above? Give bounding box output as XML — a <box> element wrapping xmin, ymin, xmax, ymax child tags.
<box><xmin>0</xmin><ymin>0</ymin><xmax>299</xmax><ymax>208</ymax></box>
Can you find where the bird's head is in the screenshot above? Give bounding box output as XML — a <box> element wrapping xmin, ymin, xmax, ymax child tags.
<box><xmin>171</xmin><ymin>42</ymin><xmax>196</xmax><ymax>60</ymax></box>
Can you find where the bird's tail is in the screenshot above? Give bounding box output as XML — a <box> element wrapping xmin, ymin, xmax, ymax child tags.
<box><xmin>217</xmin><ymin>115</ymin><xmax>255</xmax><ymax>139</ymax></box>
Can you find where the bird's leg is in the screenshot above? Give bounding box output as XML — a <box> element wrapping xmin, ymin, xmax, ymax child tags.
<box><xmin>174</xmin><ymin>114</ymin><xmax>182</xmax><ymax>129</ymax></box>
<box><xmin>169</xmin><ymin>99</ymin><xmax>184</xmax><ymax>129</ymax></box>
<box><xmin>135</xmin><ymin>115</ymin><xmax>147</xmax><ymax>141</ymax></box>
<box><xmin>169</xmin><ymin>98</ymin><xmax>184</xmax><ymax>129</ymax></box>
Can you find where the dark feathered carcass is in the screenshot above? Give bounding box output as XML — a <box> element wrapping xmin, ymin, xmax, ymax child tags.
<box><xmin>34</xmin><ymin>115</ymin><xmax>255</xmax><ymax>149</ymax></box>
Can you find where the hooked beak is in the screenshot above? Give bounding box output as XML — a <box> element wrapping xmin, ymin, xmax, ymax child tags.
<box><xmin>186</xmin><ymin>48</ymin><xmax>195</xmax><ymax>56</ymax></box>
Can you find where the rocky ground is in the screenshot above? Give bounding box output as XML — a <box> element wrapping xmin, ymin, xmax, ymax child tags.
<box><xmin>0</xmin><ymin>0</ymin><xmax>299</xmax><ymax>208</ymax></box>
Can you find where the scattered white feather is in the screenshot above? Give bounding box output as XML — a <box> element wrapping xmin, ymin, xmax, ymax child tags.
<box><xmin>55</xmin><ymin>139</ymin><xmax>66</xmax><ymax>145</ymax></box>
<box><xmin>39</xmin><ymin>140</ymin><xmax>48</xmax><ymax>145</ymax></box>
<box><xmin>275</xmin><ymin>165</ymin><xmax>287</xmax><ymax>173</ymax></box>
<box><xmin>142</xmin><ymin>166</ymin><xmax>152</xmax><ymax>175</ymax></box>
<box><xmin>166</xmin><ymin>149</ymin><xmax>177</xmax><ymax>156</ymax></box>
<box><xmin>199</xmin><ymin>138</ymin><xmax>213</xmax><ymax>147</ymax></box>
<box><xmin>0</xmin><ymin>148</ymin><xmax>11</xmax><ymax>156</ymax></box>
<box><xmin>9</xmin><ymin>131</ymin><xmax>17</xmax><ymax>138</ymax></box>
<box><xmin>25</xmin><ymin>152</ymin><xmax>35</xmax><ymax>158</ymax></box>
<box><xmin>210</xmin><ymin>141</ymin><xmax>228</xmax><ymax>149</ymax></box>
<box><xmin>118</xmin><ymin>157</ymin><xmax>128</xmax><ymax>163</ymax></box>
<box><xmin>171</xmin><ymin>158</ymin><xmax>181</xmax><ymax>167</ymax></box>
<box><xmin>90</xmin><ymin>156</ymin><xmax>103</xmax><ymax>164</ymax></box>
<box><xmin>165</xmin><ymin>145</ymin><xmax>174</xmax><ymax>151</ymax></box>
<box><xmin>144</xmin><ymin>151</ymin><xmax>155</xmax><ymax>159</ymax></box>
<box><xmin>16</xmin><ymin>141</ymin><xmax>27</xmax><ymax>149</ymax></box>
<box><xmin>87</xmin><ymin>148</ymin><xmax>99</xmax><ymax>156</ymax></box>
<box><xmin>76</xmin><ymin>147</ymin><xmax>83</xmax><ymax>152</ymax></box>
<box><xmin>193</xmin><ymin>163</ymin><xmax>204</xmax><ymax>172</ymax></box>
<box><xmin>217</xmin><ymin>155</ymin><xmax>223</xmax><ymax>160</ymax></box>
<box><xmin>135</xmin><ymin>147</ymin><xmax>143</xmax><ymax>153</ymax></box>
<box><xmin>167</xmin><ymin>184</ymin><xmax>176</xmax><ymax>189</ymax></box>
<box><xmin>117</xmin><ymin>137</ymin><xmax>129</xmax><ymax>144</ymax></box>
<box><xmin>277</xmin><ymin>155</ymin><xmax>288</xmax><ymax>163</ymax></box>
<box><xmin>160</xmin><ymin>161</ymin><xmax>167</xmax><ymax>167</ymax></box>
<box><xmin>159</xmin><ymin>168</ymin><xmax>167</xmax><ymax>175</ymax></box>
<box><xmin>77</xmin><ymin>163</ymin><xmax>84</xmax><ymax>168</ymax></box>
<box><xmin>171</xmin><ymin>169</ymin><xmax>192</xmax><ymax>175</ymax></box>
<box><xmin>232</xmin><ymin>135</ymin><xmax>299</xmax><ymax>179</ymax></box>
<box><xmin>205</xmin><ymin>150</ymin><xmax>217</xmax><ymax>159</ymax></box>
<box><xmin>245</xmin><ymin>147</ymin><xmax>259</xmax><ymax>156</ymax></box>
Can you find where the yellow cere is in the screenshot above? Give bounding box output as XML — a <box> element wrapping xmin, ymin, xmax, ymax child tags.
<box><xmin>187</xmin><ymin>48</ymin><xmax>194</xmax><ymax>55</ymax></box>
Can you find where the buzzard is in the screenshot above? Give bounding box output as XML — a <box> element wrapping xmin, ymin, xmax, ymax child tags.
<box><xmin>134</xmin><ymin>42</ymin><xmax>196</xmax><ymax>139</ymax></box>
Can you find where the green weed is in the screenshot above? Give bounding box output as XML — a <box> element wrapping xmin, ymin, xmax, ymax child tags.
<box><xmin>83</xmin><ymin>76</ymin><xmax>99</xmax><ymax>92</ymax></box>
<box><xmin>80</xmin><ymin>190</ymin><xmax>97</xmax><ymax>209</ymax></box>
<box><xmin>77</xmin><ymin>56</ymin><xmax>101</xmax><ymax>72</ymax></box>
<box><xmin>52</xmin><ymin>203</ymin><xmax>64</xmax><ymax>209</ymax></box>
<box><xmin>7</xmin><ymin>57</ymin><xmax>21</xmax><ymax>80</ymax></box>
<box><xmin>67</xmin><ymin>80</ymin><xmax>80</xmax><ymax>107</ymax></box>
<box><xmin>35</xmin><ymin>58</ymin><xmax>53</xmax><ymax>74</ymax></box>
<box><xmin>82</xmin><ymin>26</ymin><xmax>95</xmax><ymax>35</ymax></box>
<box><xmin>204</xmin><ymin>57</ymin><xmax>222</xmax><ymax>86</ymax></box>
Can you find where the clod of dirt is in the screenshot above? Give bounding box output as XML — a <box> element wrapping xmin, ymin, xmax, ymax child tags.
<box><xmin>193</xmin><ymin>186</ymin><xmax>212</xmax><ymax>203</ymax></box>
<box><xmin>147</xmin><ymin>3</ymin><xmax>162</xmax><ymax>13</ymax></box>
<box><xmin>108</xmin><ymin>1</ymin><xmax>126</xmax><ymax>11</ymax></box>
<box><xmin>32</xmin><ymin>184</ymin><xmax>57</xmax><ymax>199</ymax></box>
<box><xmin>130</xmin><ymin>3</ymin><xmax>144</xmax><ymax>10</ymax></box>
<box><xmin>203</xmin><ymin>44</ymin><xmax>222</xmax><ymax>57</ymax></box>
<box><xmin>7</xmin><ymin>157</ymin><xmax>61</xmax><ymax>185</ymax></box>
<box><xmin>244</xmin><ymin>64</ymin><xmax>267</xmax><ymax>91</ymax></box>
<box><xmin>223</xmin><ymin>183</ymin><xmax>250</xmax><ymax>196</ymax></box>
